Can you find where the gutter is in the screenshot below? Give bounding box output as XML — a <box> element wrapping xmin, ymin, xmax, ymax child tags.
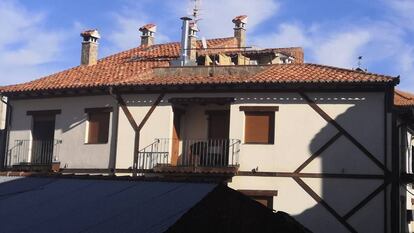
<box><xmin>0</xmin><ymin>97</ymin><xmax>12</xmax><ymax>170</ymax></box>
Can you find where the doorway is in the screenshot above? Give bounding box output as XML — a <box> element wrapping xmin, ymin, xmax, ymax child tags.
<box><xmin>206</xmin><ymin>110</ymin><xmax>230</xmax><ymax>166</ymax></box>
<box><xmin>207</xmin><ymin>110</ymin><xmax>230</xmax><ymax>139</ymax></box>
<box><xmin>31</xmin><ymin>114</ymin><xmax>56</xmax><ymax>164</ymax></box>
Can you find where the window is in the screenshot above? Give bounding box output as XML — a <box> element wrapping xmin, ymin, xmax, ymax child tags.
<box><xmin>251</xmin><ymin>196</ymin><xmax>274</xmax><ymax>209</ymax></box>
<box><xmin>240</xmin><ymin>106</ymin><xmax>278</xmax><ymax>144</ymax></box>
<box><xmin>238</xmin><ymin>190</ymin><xmax>278</xmax><ymax>209</ymax></box>
<box><xmin>85</xmin><ymin>108</ymin><xmax>112</xmax><ymax>144</ymax></box>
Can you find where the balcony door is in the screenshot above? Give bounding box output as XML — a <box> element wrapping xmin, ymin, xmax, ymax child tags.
<box><xmin>31</xmin><ymin>114</ymin><xmax>56</xmax><ymax>164</ymax></box>
<box><xmin>206</xmin><ymin>110</ymin><xmax>230</xmax><ymax>166</ymax></box>
<box><xmin>207</xmin><ymin>110</ymin><xmax>230</xmax><ymax>140</ymax></box>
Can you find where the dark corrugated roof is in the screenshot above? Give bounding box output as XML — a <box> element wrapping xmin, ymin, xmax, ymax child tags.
<box><xmin>0</xmin><ymin>176</ymin><xmax>311</xmax><ymax>233</ymax></box>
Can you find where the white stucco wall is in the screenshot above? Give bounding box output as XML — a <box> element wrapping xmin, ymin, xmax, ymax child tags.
<box><xmin>114</xmin><ymin>91</ymin><xmax>387</xmax><ymax>233</ymax></box>
<box><xmin>8</xmin><ymin>96</ymin><xmax>117</xmax><ymax>168</ymax></box>
<box><xmin>0</xmin><ymin>96</ymin><xmax>6</xmax><ymax>130</ymax></box>
<box><xmin>7</xmin><ymin>91</ymin><xmax>389</xmax><ymax>233</ymax></box>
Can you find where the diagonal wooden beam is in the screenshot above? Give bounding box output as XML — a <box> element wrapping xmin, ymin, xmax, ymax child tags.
<box><xmin>137</xmin><ymin>93</ymin><xmax>165</xmax><ymax>131</ymax></box>
<box><xmin>343</xmin><ymin>180</ymin><xmax>390</xmax><ymax>220</ymax></box>
<box><xmin>110</xmin><ymin>89</ymin><xmax>139</xmax><ymax>132</ymax></box>
<box><xmin>299</xmin><ymin>92</ymin><xmax>390</xmax><ymax>174</ymax></box>
<box><xmin>293</xmin><ymin>177</ymin><xmax>358</xmax><ymax>233</ymax></box>
<box><xmin>110</xmin><ymin>88</ymin><xmax>165</xmax><ymax>176</ymax></box>
<box><xmin>294</xmin><ymin>132</ymin><xmax>342</xmax><ymax>173</ymax></box>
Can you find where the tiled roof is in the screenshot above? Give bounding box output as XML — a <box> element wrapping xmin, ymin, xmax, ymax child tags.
<box><xmin>134</xmin><ymin>64</ymin><xmax>395</xmax><ymax>87</ymax></box>
<box><xmin>395</xmin><ymin>89</ymin><xmax>414</xmax><ymax>107</ymax></box>
<box><xmin>0</xmin><ymin>37</ymin><xmax>397</xmax><ymax>95</ymax></box>
<box><xmin>0</xmin><ymin>37</ymin><xmax>237</xmax><ymax>94</ymax></box>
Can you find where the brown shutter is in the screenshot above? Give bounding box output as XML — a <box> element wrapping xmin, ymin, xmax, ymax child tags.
<box><xmin>244</xmin><ymin>112</ymin><xmax>274</xmax><ymax>144</ymax></box>
<box><xmin>88</xmin><ymin>112</ymin><xmax>110</xmax><ymax>144</ymax></box>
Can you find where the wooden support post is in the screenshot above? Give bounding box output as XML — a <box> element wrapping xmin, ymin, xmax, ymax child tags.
<box><xmin>109</xmin><ymin>88</ymin><xmax>165</xmax><ymax>177</ymax></box>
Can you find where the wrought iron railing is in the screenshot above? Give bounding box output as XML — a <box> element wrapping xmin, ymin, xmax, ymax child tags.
<box><xmin>5</xmin><ymin>139</ymin><xmax>62</xmax><ymax>167</ymax></box>
<box><xmin>138</xmin><ymin>138</ymin><xmax>241</xmax><ymax>170</ymax></box>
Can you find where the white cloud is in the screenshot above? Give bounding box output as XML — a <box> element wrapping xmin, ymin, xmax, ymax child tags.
<box><xmin>104</xmin><ymin>3</ymin><xmax>170</xmax><ymax>56</ymax></box>
<box><xmin>313</xmin><ymin>30</ymin><xmax>371</xmax><ymax>68</ymax></box>
<box><xmin>252</xmin><ymin>23</ymin><xmax>310</xmax><ymax>48</ymax></box>
<box><xmin>385</xmin><ymin>0</ymin><xmax>414</xmax><ymax>30</ymax></box>
<box><xmin>167</xmin><ymin>0</ymin><xmax>280</xmax><ymax>40</ymax></box>
<box><xmin>0</xmin><ymin>1</ymin><xmax>68</xmax><ymax>86</ymax></box>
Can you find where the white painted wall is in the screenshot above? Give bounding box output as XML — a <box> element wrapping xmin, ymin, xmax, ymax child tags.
<box><xmin>7</xmin><ymin>91</ymin><xmax>389</xmax><ymax>233</ymax></box>
<box><xmin>115</xmin><ymin>91</ymin><xmax>386</xmax><ymax>233</ymax></box>
<box><xmin>0</xmin><ymin>96</ymin><xmax>6</xmax><ymax>130</ymax></box>
<box><xmin>8</xmin><ymin>96</ymin><xmax>117</xmax><ymax>168</ymax></box>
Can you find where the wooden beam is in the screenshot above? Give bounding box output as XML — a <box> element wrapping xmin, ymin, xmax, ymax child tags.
<box><xmin>293</xmin><ymin>177</ymin><xmax>358</xmax><ymax>233</ymax></box>
<box><xmin>299</xmin><ymin>92</ymin><xmax>390</xmax><ymax>174</ymax></box>
<box><xmin>238</xmin><ymin>189</ymin><xmax>278</xmax><ymax>197</ymax></box>
<box><xmin>239</xmin><ymin>106</ymin><xmax>279</xmax><ymax>112</ymax></box>
<box><xmin>343</xmin><ymin>181</ymin><xmax>390</xmax><ymax>220</ymax></box>
<box><xmin>294</xmin><ymin>132</ymin><xmax>342</xmax><ymax>173</ymax></box>
<box><xmin>137</xmin><ymin>93</ymin><xmax>165</xmax><ymax>131</ymax></box>
<box><xmin>26</xmin><ymin>109</ymin><xmax>61</xmax><ymax>116</ymax></box>
<box><xmin>237</xmin><ymin>171</ymin><xmax>385</xmax><ymax>179</ymax></box>
<box><xmin>111</xmin><ymin>91</ymin><xmax>139</xmax><ymax>132</ymax></box>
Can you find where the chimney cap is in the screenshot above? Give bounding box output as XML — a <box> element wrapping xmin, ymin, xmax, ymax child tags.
<box><xmin>80</xmin><ymin>29</ymin><xmax>100</xmax><ymax>39</ymax></box>
<box><xmin>180</xmin><ymin>16</ymin><xmax>192</xmax><ymax>21</ymax></box>
<box><xmin>232</xmin><ymin>15</ymin><xmax>248</xmax><ymax>24</ymax></box>
<box><xmin>139</xmin><ymin>23</ymin><xmax>157</xmax><ymax>33</ymax></box>
<box><xmin>189</xmin><ymin>22</ymin><xmax>199</xmax><ymax>32</ymax></box>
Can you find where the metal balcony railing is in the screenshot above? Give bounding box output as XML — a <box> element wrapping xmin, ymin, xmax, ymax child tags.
<box><xmin>5</xmin><ymin>139</ymin><xmax>62</xmax><ymax>167</ymax></box>
<box><xmin>138</xmin><ymin>138</ymin><xmax>241</xmax><ymax>170</ymax></box>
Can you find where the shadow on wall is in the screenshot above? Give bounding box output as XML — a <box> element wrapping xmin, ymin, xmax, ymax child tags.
<box><xmin>292</xmin><ymin>105</ymin><xmax>385</xmax><ymax>233</ymax></box>
<box><xmin>0</xmin><ymin>130</ymin><xmax>5</xmax><ymax>166</ymax></box>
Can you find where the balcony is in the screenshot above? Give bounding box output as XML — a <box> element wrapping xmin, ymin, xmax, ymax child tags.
<box><xmin>5</xmin><ymin>139</ymin><xmax>62</xmax><ymax>171</ymax></box>
<box><xmin>138</xmin><ymin>138</ymin><xmax>241</xmax><ymax>174</ymax></box>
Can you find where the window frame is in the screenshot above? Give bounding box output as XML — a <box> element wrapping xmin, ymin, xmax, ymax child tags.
<box><xmin>84</xmin><ymin>107</ymin><xmax>112</xmax><ymax>145</ymax></box>
<box><xmin>238</xmin><ymin>189</ymin><xmax>278</xmax><ymax>209</ymax></box>
<box><xmin>240</xmin><ymin>106</ymin><xmax>278</xmax><ymax>145</ymax></box>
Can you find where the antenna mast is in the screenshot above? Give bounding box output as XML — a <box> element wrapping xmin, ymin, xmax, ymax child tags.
<box><xmin>191</xmin><ymin>0</ymin><xmax>201</xmax><ymax>21</ymax></box>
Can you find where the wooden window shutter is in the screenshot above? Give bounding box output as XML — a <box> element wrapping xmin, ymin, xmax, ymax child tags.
<box><xmin>87</xmin><ymin>112</ymin><xmax>110</xmax><ymax>144</ymax></box>
<box><xmin>244</xmin><ymin>111</ymin><xmax>275</xmax><ymax>144</ymax></box>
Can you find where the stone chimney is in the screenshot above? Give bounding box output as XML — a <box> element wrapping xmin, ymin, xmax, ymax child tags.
<box><xmin>232</xmin><ymin>15</ymin><xmax>247</xmax><ymax>48</ymax></box>
<box><xmin>80</xmin><ymin>29</ymin><xmax>100</xmax><ymax>66</ymax></box>
<box><xmin>139</xmin><ymin>24</ymin><xmax>156</xmax><ymax>47</ymax></box>
<box><xmin>188</xmin><ymin>22</ymin><xmax>199</xmax><ymax>62</ymax></box>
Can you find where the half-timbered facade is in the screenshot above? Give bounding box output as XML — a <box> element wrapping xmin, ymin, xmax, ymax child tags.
<box><xmin>0</xmin><ymin>15</ymin><xmax>411</xmax><ymax>233</ymax></box>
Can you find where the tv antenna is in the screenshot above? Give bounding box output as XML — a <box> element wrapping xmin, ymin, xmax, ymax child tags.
<box><xmin>357</xmin><ymin>56</ymin><xmax>363</xmax><ymax>68</ymax></box>
<box><xmin>191</xmin><ymin>0</ymin><xmax>201</xmax><ymax>20</ymax></box>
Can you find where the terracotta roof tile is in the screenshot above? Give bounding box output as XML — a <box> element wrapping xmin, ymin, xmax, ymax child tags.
<box><xmin>0</xmin><ymin>37</ymin><xmax>237</xmax><ymax>94</ymax></box>
<box><xmin>139</xmin><ymin>23</ymin><xmax>156</xmax><ymax>32</ymax></box>
<box><xmin>132</xmin><ymin>64</ymin><xmax>395</xmax><ymax>87</ymax></box>
<box><xmin>0</xmin><ymin>37</ymin><xmax>397</xmax><ymax>95</ymax></box>
<box><xmin>395</xmin><ymin>89</ymin><xmax>414</xmax><ymax>107</ymax></box>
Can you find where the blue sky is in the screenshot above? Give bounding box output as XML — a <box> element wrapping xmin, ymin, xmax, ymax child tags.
<box><xmin>0</xmin><ymin>0</ymin><xmax>413</xmax><ymax>91</ymax></box>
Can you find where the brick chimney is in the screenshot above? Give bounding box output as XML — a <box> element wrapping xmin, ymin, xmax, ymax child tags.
<box><xmin>139</xmin><ymin>24</ymin><xmax>156</xmax><ymax>47</ymax></box>
<box><xmin>80</xmin><ymin>29</ymin><xmax>100</xmax><ymax>66</ymax></box>
<box><xmin>232</xmin><ymin>15</ymin><xmax>247</xmax><ymax>48</ymax></box>
<box><xmin>188</xmin><ymin>22</ymin><xmax>199</xmax><ymax>62</ymax></box>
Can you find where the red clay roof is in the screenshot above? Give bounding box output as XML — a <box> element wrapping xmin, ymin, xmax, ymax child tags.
<box><xmin>134</xmin><ymin>64</ymin><xmax>395</xmax><ymax>86</ymax></box>
<box><xmin>139</xmin><ymin>24</ymin><xmax>156</xmax><ymax>32</ymax></box>
<box><xmin>395</xmin><ymin>89</ymin><xmax>414</xmax><ymax>107</ymax></box>
<box><xmin>0</xmin><ymin>37</ymin><xmax>397</xmax><ymax>95</ymax></box>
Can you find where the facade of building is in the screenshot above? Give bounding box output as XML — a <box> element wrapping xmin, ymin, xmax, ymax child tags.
<box><xmin>0</xmin><ymin>15</ymin><xmax>412</xmax><ymax>233</ymax></box>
